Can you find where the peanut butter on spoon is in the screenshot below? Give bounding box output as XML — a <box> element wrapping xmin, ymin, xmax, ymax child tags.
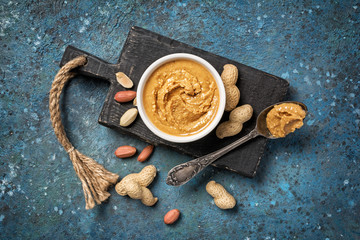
<box><xmin>266</xmin><ymin>103</ymin><xmax>306</xmax><ymax>138</ymax></box>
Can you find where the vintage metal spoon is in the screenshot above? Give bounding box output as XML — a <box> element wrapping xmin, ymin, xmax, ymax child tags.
<box><xmin>166</xmin><ymin>101</ymin><xmax>307</xmax><ymax>186</ymax></box>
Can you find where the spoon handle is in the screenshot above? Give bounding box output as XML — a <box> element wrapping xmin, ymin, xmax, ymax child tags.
<box><xmin>166</xmin><ymin>129</ymin><xmax>260</xmax><ymax>186</ymax></box>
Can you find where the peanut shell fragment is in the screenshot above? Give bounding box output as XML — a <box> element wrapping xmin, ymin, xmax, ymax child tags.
<box><xmin>221</xmin><ymin>64</ymin><xmax>240</xmax><ymax>111</ymax></box>
<box><xmin>115</xmin><ymin>165</ymin><xmax>158</xmax><ymax>206</ymax></box>
<box><xmin>116</xmin><ymin>72</ymin><xmax>134</xmax><ymax>88</ymax></box>
<box><xmin>120</xmin><ymin>108</ymin><xmax>138</xmax><ymax>127</ymax></box>
<box><xmin>206</xmin><ymin>180</ymin><xmax>236</xmax><ymax>210</ymax></box>
<box><xmin>216</xmin><ymin>104</ymin><xmax>253</xmax><ymax>139</ymax></box>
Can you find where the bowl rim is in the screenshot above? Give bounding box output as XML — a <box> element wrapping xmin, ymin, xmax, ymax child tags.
<box><xmin>136</xmin><ymin>53</ymin><xmax>226</xmax><ymax>143</ymax></box>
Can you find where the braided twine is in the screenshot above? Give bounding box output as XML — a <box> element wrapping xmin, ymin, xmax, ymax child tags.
<box><xmin>49</xmin><ymin>56</ymin><xmax>119</xmax><ymax>209</ymax></box>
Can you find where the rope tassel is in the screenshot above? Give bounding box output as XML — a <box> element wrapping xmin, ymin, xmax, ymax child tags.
<box><xmin>49</xmin><ymin>56</ymin><xmax>119</xmax><ymax>209</ymax></box>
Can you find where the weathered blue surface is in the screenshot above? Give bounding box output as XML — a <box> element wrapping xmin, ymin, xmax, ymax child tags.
<box><xmin>1</xmin><ymin>0</ymin><xmax>359</xmax><ymax>239</ymax></box>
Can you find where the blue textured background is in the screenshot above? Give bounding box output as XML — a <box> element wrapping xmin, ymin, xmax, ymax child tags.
<box><xmin>1</xmin><ymin>0</ymin><xmax>359</xmax><ymax>239</ymax></box>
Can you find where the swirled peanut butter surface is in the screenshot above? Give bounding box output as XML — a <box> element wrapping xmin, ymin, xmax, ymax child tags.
<box><xmin>143</xmin><ymin>59</ymin><xmax>219</xmax><ymax>136</ymax></box>
<box><xmin>266</xmin><ymin>103</ymin><xmax>306</xmax><ymax>138</ymax></box>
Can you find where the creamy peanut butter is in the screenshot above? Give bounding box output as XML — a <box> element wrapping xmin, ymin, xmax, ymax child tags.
<box><xmin>143</xmin><ymin>59</ymin><xmax>219</xmax><ymax>136</ymax></box>
<box><xmin>266</xmin><ymin>103</ymin><xmax>306</xmax><ymax>138</ymax></box>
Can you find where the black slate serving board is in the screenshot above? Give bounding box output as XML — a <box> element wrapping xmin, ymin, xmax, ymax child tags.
<box><xmin>60</xmin><ymin>26</ymin><xmax>289</xmax><ymax>177</ymax></box>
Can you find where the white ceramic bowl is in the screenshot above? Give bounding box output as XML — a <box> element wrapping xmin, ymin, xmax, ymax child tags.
<box><xmin>137</xmin><ymin>53</ymin><xmax>226</xmax><ymax>143</ymax></box>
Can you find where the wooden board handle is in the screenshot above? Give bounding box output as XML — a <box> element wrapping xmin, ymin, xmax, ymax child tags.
<box><xmin>60</xmin><ymin>45</ymin><xmax>120</xmax><ymax>84</ymax></box>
